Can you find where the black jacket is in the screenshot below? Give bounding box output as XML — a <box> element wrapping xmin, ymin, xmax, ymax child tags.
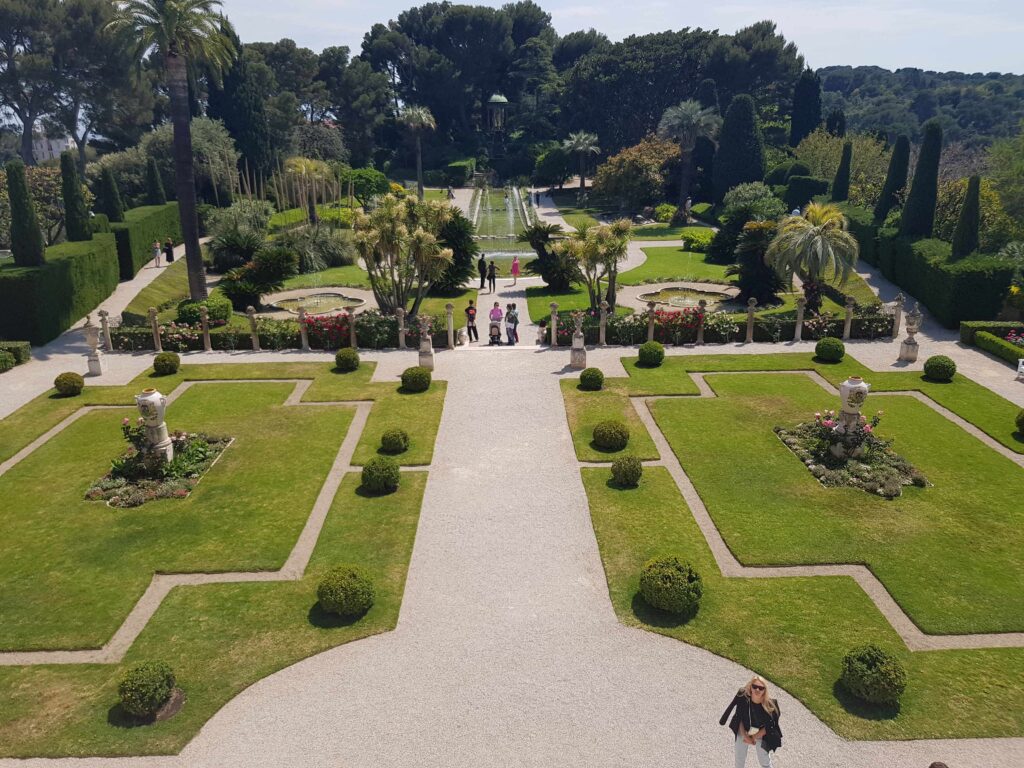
<box><xmin>720</xmin><ymin>691</ymin><xmax>783</xmax><ymax>752</ymax></box>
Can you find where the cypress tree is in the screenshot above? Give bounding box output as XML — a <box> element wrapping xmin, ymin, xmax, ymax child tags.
<box><xmin>826</xmin><ymin>108</ymin><xmax>846</xmax><ymax>137</ymax></box>
<box><xmin>950</xmin><ymin>175</ymin><xmax>981</xmax><ymax>259</ymax></box>
<box><xmin>831</xmin><ymin>141</ymin><xmax>853</xmax><ymax>202</ymax></box>
<box><xmin>60</xmin><ymin>151</ymin><xmax>92</xmax><ymax>242</ymax></box>
<box><xmin>789</xmin><ymin>69</ymin><xmax>822</xmax><ymax>147</ymax></box>
<box><xmin>96</xmin><ymin>166</ymin><xmax>125</xmax><ymax>223</ymax></box>
<box><xmin>5</xmin><ymin>160</ymin><xmax>45</xmax><ymax>266</ymax></box>
<box><xmin>712</xmin><ymin>95</ymin><xmax>765</xmax><ymax>203</ymax></box>
<box><xmin>900</xmin><ymin>119</ymin><xmax>943</xmax><ymax>238</ymax></box>
<box><xmin>873</xmin><ymin>134</ymin><xmax>910</xmax><ymax>223</ymax></box>
<box><xmin>145</xmin><ymin>157</ymin><xmax>167</xmax><ymax>206</ymax></box>
<box><xmin>696</xmin><ymin>78</ymin><xmax>719</xmax><ymax>112</ymax></box>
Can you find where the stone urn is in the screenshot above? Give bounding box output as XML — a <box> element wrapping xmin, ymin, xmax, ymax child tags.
<box><xmin>839</xmin><ymin>376</ymin><xmax>870</xmax><ymax>429</ymax></box>
<box><xmin>135</xmin><ymin>388</ymin><xmax>173</xmax><ymax>462</ymax></box>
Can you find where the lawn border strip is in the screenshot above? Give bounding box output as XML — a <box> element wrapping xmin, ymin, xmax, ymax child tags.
<box><xmin>0</xmin><ymin>378</ymin><xmax>429</xmax><ymax>666</ymax></box>
<box><xmin>591</xmin><ymin>368</ymin><xmax>1024</xmax><ymax>651</ymax></box>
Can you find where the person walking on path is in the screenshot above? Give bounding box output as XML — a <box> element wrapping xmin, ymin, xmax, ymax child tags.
<box><xmin>504</xmin><ymin>303</ymin><xmax>519</xmax><ymax>345</ymax></box>
<box><xmin>510</xmin><ymin>255</ymin><xmax>520</xmax><ymax>285</ymax></box>
<box><xmin>511</xmin><ymin>302</ymin><xmax>521</xmax><ymax>343</ymax></box>
<box><xmin>488</xmin><ymin>301</ymin><xmax>504</xmax><ymax>345</ymax></box>
<box><xmin>487</xmin><ymin>261</ymin><xmax>498</xmax><ymax>293</ymax></box>
<box><xmin>152</xmin><ymin>240</ymin><xmax>162</xmax><ymax>268</ymax></box>
<box><xmin>720</xmin><ymin>676</ymin><xmax>782</xmax><ymax>768</ymax></box>
<box><xmin>163</xmin><ymin>238</ymin><xmax>175</xmax><ymax>264</ymax></box>
<box><xmin>478</xmin><ymin>256</ymin><xmax>487</xmax><ymax>290</ymax></box>
<box><xmin>465</xmin><ymin>299</ymin><xmax>479</xmax><ymax>343</ymax></box>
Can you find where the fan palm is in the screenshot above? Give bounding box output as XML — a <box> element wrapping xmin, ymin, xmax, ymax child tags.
<box><xmin>400</xmin><ymin>106</ymin><xmax>436</xmax><ymax>201</ymax></box>
<box><xmin>562</xmin><ymin>131</ymin><xmax>600</xmax><ymax>192</ymax></box>
<box><xmin>657</xmin><ymin>100</ymin><xmax>721</xmax><ymax>221</ymax></box>
<box><xmin>109</xmin><ymin>0</ymin><xmax>236</xmax><ymax>301</ymax></box>
<box><xmin>766</xmin><ymin>203</ymin><xmax>859</xmax><ymax>313</ymax></box>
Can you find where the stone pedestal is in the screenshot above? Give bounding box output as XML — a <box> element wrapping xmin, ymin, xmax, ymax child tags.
<box><xmin>745</xmin><ymin>298</ymin><xmax>757</xmax><ymax>343</ymax></box>
<box><xmin>98</xmin><ymin>310</ymin><xmax>113</xmax><ymax>352</ymax></box>
<box><xmin>297</xmin><ymin>308</ymin><xmax>310</xmax><ymax>351</ymax></box>
<box><xmin>898</xmin><ymin>302</ymin><xmax>923</xmax><ymax>363</ymax></box>
<box><xmin>570</xmin><ymin>311</ymin><xmax>586</xmax><ymax>369</ymax></box>
<box><xmin>417</xmin><ymin>315</ymin><xmax>434</xmax><ymax>370</ymax></box>
<box><xmin>598</xmin><ymin>301</ymin><xmax>608</xmax><ymax>347</ymax></box>
<box><xmin>898</xmin><ymin>338</ymin><xmax>919</xmax><ymax>363</ymax></box>
<box><xmin>135</xmin><ymin>388</ymin><xmax>173</xmax><ymax>463</ymax></box>
<box><xmin>794</xmin><ymin>298</ymin><xmax>806</xmax><ymax>342</ymax></box>
<box><xmin>891</xmin><ymin>292</ymin><xmax>905</xmax><ymax>338</ymax></box>
<box><xmin>842</xmin><ymin>296</ymin><xmax>855</xmax><ymax>340</ymax></box>
<box><xmin>148</xmin><ymin>307</ymin><xmax>162</xmax><ymax>352</ymax></box>
<box><xmin>696</xmin><ymin>300</ymin><xmax>707</xmax><ymax>345</ymax></box>
<box><xmin>246</xmin><ymin>306</ymin><xmax>260</xmax><ymax>351</ymax></box>
<box><xmin>396</xmin><ymin>308</ymin><xmax>407</xmax><ymax>350</ymax></box>
<box><xmin>83</xmin><ymin>315</ymin><xmax>105</xmax><ymax>376</ymax></box>
<box><xmin>646</xmin><ymin>301</ymin><xmax>657</xmax><ymax>342</ymax></box>
<box><xmin>199</xmin><ymin>306</ymin><xmax>213</xmax><ymax>352</ymax></box>
<box><xmin>445</xmin><ymin>303</ymin><xmax>455</xmax><ymax>350</ymax></box>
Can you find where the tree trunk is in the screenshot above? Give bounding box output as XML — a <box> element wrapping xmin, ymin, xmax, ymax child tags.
<box><xmin>606</xmin><ymin>264</ymin><xmax>618</xmax><ymax>310</ymax></box>
<box><xmin>19</xmin><ymin>119</ymin><xmax>35</xmax><ymax>165</ymax></box>
<box><xmin>579</xmin><ymin>154</ymin><xmax>586</xmax><ymax>192</ymax></box>
<box><xmin>166</xmin><ymin>52</ymin><xmax>207</xmax><ymax>301</ymax></box>
<box><xmin>416</xmin><ymin>134</ymin><xmax>424</xmax><ymax>201</ymax></box>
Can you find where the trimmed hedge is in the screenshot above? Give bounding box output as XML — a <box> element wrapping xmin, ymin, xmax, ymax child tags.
<box><xmin>177</xmin><ymin>294</ymin><xmax>232</xmax><ymax>325</ymax></box>
<box><xmin>401</xmin><ymin>366</ymin><xmax>432</xmax><ymax>393</ymax></box>
<box><xmin>0</xmin><ymin>349</ymin><xmax>14</xmax><ymax>372</ymax></box>
<box><xmin>638</xmin><ymin>340</ymin><xmax>665</xmax><ymax>367</ymax></box>
<box><xmin>840</xmin><ymin>644</ymin><xmax>907</xmax><ymax>706</ymax></box>
<box><xmin>54</xmin><ymin>371</ymin><xmax>85</xmax><ymax>396</ymax></box>
<box><xmin>118</xmin><ymin>661</ymin><xmax>176</xmax><ymax>717</ymax></box>
<box><xmin>923</xmin><ymin>355</ymin><xmax>956</xmax><ymax>382</ymax></box>
<box><xmin>974</xmin><ymin>331</ymin><xmax>1024</xmax><ymax>367</ymax></box>
<box><xmin>0</xmin><ymin>340</ymin><xmax>31</xmax><ymax>365</ymax></box>
<box><xmin>111</xmin><ymin>203</ymin><xmax>181</xmax><ymax>280</ymax></box>
<box><xmin>959</xmin><ymin>321</ymin><xmax>1024</xmax><ymax>344</ymax></box>
<box><xmin>0</xmin><ymin>234</ymin><xmax>119</xmax><ymax>345</ymax></box>
<box><xmin>579</xmin><ymin>367</ymin><xmax>604</xmax><ymax>390</ymax></box>
<box><xmin>445</xmin><ymin>159</ymin><xmax>476</xmax><ymax>186</ymax></box>
<box><xmin>153</xmin><ymin>351</ymin><xmax>181</xmax><ymax>376</ymax></box>
<box><xmin>639</xmin><ymin>556</ymin><xmax>703</xmax><ymax>616</ymax></box>
<box><xmin>834</xmin><ymin>202</ymin><xmax>878</xmax><ymax>266</ymax></box>
<box><xmin>334</xmin><ymin>347</ymin><xmax>360</xmax><ymax>372</ymax></box>
<box><xmin>361</xmin><ymin>456</ymin><xmax>400</xmax><ymax>494</ymax></box>
<box><xmin>381</xmin><ymin>428</ymin><xmax>410</xmax><ymax>454</ymax></box>
<box><xmin>317</xmin><ymin>565</ymin><xmax>375</xmax><ymax>617</ymax></box>
<box><xmin>593</xmin><ymin>419</ymin><xmax>630</xmax><ymax>451</ymax></box>
<box><xmin>611</xmin><ymin>455</ymin><xmax>643</xmax><ymax>487</ymax></box>
<box><xmin>815</xmin><ymin>337</ymin><xmax>845</xmax><ymax>362</ymax></box>
<box><xmin>784</xmin><ymin>176</ymin><xmax>830</xmax><ymax>211</ymax></box>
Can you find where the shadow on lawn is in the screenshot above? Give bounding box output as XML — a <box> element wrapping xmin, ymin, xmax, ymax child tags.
<box><xmin>307</xmin><ymin>602</ymin><xmax>366</xmax><ymax>629</ymax></box>
<box><xmin>630</xmin><ymin>592</ymin><xmax>699</xmax><ymax>629</ymax></box>
<box><xmin>831</xmin><ymin>680</ymin><xmax>901</xmax><ymax>721</ymax></box>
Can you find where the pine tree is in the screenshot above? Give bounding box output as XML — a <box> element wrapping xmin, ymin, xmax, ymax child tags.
<box><xmin>831</xmin><ymin>141</ymin><xmax>852</xmax><ymax>202</ymax></box>
<box><xmin>873</xmin><ymin>135</ymin><xmax>910</xmax><ymax>223</ymax></box>
<box><xmin>145</xmin><ymin>157</ymin><xmax>167</xmax><ymax>206</ymax></box>
<box><xmin>712</xmin><ymin>95</ymin><xmax>765</xmax><ymax>203</ymax></box>
<box><xmin>789</xmin><ymin>69</ymin><xmax>822</xmax><ymax>147</ymax></box>
<box><xmin>696</xmin><ymin>78</ymin><xmax>719</xmax><ymax>112</ymax></box>
<box><xmin>60</xmin><ymin>151</ymin><xmax>92</xmax><ymax>242</ymax></box>
<box><xmin>950</xmin><ymin>175</ymin><xmax>981</xmax><ymax>258</ymax></box>
<box><xmin>826</xmin><ymin>108</ymin><xmax>846</xmax><ymax>137</ymax></box>
<box><xmin>97</xmin><ymin>166</ymin><xmax>125</xmax><ymax>223</ymax></box>
<box><xmin>900</xmin><ymin>119</ymin><xmax>943</xmax><ymax>238</ymax></box>
<box><xmin>5</xmin><ymin>160</ymin><xmax>45</xmax><ymax>266</ymax></box>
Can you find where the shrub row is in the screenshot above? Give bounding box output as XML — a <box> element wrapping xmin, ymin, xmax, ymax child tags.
<box><xmin>445</xmin><ymin>159</ymin><xmax>476</xmax><ymax>186</ymax></box>
<box><xmin>111</xmin><ymin>203</ymin><xmax>181</xmax><ymax>280</ymax></box>
<box><xmin>959</xmin><ymin>320</ymin><xmax>1024</xmax><ymax>344</ymax></box>
<box><xmin>974</xmin><ymin>331</ymin><xmax>1024</xmax><ymax>367</ymax></box>
<box><xmin>0</xmin><ymin>234</ymin><xmax>120</xmax><ymax>345</ymax></box>
<box><xmin>0</xmin><ymin>340</ymin><xmax>31</xmax><ymax>365</ymax></box>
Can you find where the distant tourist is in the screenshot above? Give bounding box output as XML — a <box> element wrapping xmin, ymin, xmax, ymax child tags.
<box><xmin>505</xmin><ymin>303</ymin><xmax>518</xmax><ymax>345</ymax></box>
<box><xmin>478</xmin><ymin>255</ymin><xmax>487</xmax><ymax>289</ymax></box>
<box><xmin>152</xmin><ymin>240</ymin><xmax>162</xmax><ymax>268</ymax></box>
<box><xmin>487</xmin><ymin>261</ymin><xmax>498</xmax><ymax>293</ymax></box>
<box><xmin>465</xmin><ymin>299</ymin><xmax>479</xmax><ymax>343</ymax></box>
<box><xmin>720</xmin><ymin>676</ymin><xmax>782</xmax><ymax>767</ymax></box>
<box><xmin>488</xmin><ymin>302</ymin><xmax>503</xmax><ymax>345</ymax></box>
<box><xmin>684</xmin><ymin>197</ymin><xmax>692</xmax><ymax>218</ymax></box>
<box><xmin>510</xmin><ymin>255</ymin><xmax>521</xmax><ymax>285</ymax></box>
<box><xmin>447</xmin><ymin>186</ymin><xmax>455</xmax><ymax>200</ymax></box>
<box><xmin>163</xmin><ymin>238</ymin><xmax>175</xmax><ymax>264</ymax></box>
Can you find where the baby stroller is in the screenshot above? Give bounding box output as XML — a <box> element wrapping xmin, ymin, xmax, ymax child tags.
<box><xmin>488</xmin><ymin>320</ymin><xmax>502</xmax><ymax>345</ymax></box>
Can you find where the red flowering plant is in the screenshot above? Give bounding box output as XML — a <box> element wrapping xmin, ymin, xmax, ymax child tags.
<box><xmin>650</xmin><ymin>307</ymin><xmax>704</xmax><ymax>345</ymax></box>
<box><xmin>1006</xmin><ymin>329</ymin><xmax>1024</xmax><ymax>348</ymax></box>
<box><xmin>302</xmin><ymin>312</ymin><xmax>352</xmax><ymax>349</ymax></box>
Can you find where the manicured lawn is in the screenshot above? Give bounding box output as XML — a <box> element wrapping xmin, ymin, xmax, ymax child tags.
<box><xmin>525</xmin><ymin>285</ymin><xmax>632</xmax><ymax>323</ymax></box>
<box><xmin>585</xmin><ymin>467</ymin><xmax>1024</xmax><ymax>740</ymax></box>
<box><xmin>282</xmin><ymin>263</ymin><xmax>370</xmax><ymax>290</ymax></box>
<box><xmin>122</xmin><ymin>260</ymin><xmax>189</xmax><ymax>322</ymax></box>
<box><xmin>549</xmin><ymin>189</ymin><xmax>602</xmax><ymax>230</ymax></box>
<box><xmin>412</xmin><ymin>287</ymin><xmax>478</xmax><ymax>318</ymax></box>
<box><xmin>620</xmin><ymin>247</ymin><xmax>730</xmax><ymax>286</ymax></box>
<box><xmin>560</xmin><ymin>380</ymin><xmax>659</xmax><ymax>461</ymax></box>
<box><xmin>632</xmin><ymin>223</ymin><xmax>712</xmax><ymax>241</ymax></box>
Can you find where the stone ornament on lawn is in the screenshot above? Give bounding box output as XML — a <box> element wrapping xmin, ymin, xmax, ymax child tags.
<box><xmin>135</xmin><ymin>388</ymin><xmax>173</xmax><ymax>462</ymax></box>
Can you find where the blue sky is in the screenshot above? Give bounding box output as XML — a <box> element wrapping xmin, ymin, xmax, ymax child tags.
<box><xmin>221</xmin><ymin>0</ymin><xmax>1024</xmax><ymax>73</ymax></box>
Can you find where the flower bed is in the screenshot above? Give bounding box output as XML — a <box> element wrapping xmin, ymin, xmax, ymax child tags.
<box><xmin>774</xmin><ymin>410</ymin><xmax>927</xmax><ymax>499</ymax></box>
<box><xmin>85</xmin><ymin>418</ymin><xmax>232</xmax><ymax>508</ymax></box>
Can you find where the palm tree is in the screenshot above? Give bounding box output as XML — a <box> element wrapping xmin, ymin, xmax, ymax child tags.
<box><xmin>562</xmin><ymin>131</ymin><xmax>600</xmax><ymax>193</ymax></box>
<box><xmin>657</xmin><ymin>100</ymin><xmax>721</xmax><ymax>222</ymax></box>
<box><xmin>109</xmin><ymin>1</ymin><xmax>235</xmax><ymax>301</ymax></box>
<box><xmin>766</xmin><ymin>202</ymin><xmax>859</xmax><ymax>313</ymax></box>
<box><xmin>400</xmin><ymin>106</ymin><xmax>436</xmax><ymax>201</ymax></box>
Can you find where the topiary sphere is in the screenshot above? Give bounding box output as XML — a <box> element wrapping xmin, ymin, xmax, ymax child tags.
<box><xmin>361</xmin><ymin>455</ymin><xmax>400</xmax><ymax>494</ymax></box>
<box><xmin>638</xmin><ymin>340</ymin><xmax>665</xmax><ymax>367</ymax></box>
<box><xmin>153</xmin><ymin>351</ymin><xmax>180</xmax><ymax>376</ymax></box>
<box><xmin>118</xmin><ymin>661</ymin><xmax>176</xmax><ymax>717</ymax></box>
<box><xmin>1016</xmin><ymin>409</ymin><xmax>1024</xmax><ymax>435</ymax></box>
<box><xmin>840</xmin><ymin>644</ymin><xmax>907</xmax><ymax>706</ymax></box>
<box><xmin>815</xmin><ymin>336</ymin><xmax>845</xmax><ymax>362</ymax></box>
<box><xmin>401</xmin><ymin>366</ymin><xmax>432</xmax><ymax>393</ymax></box>
<box><xmin>54</xmin><ymin>371</ymin><xmax>85</xmax><ymax>397</ymax></box>
<box><xmin>579</xmin><ymin>367</ymin><xmax>604</xmax><ymax>391</ymax></box>
<box><xmin>923</xmin><ymin>354</ymin><xmax>956</xmax><ymax>382</ymax></box>
<box><xmin>611</xmin><ymin>455</ymin><xmax>643</xmax><ymax>487</ymax></box>
<box><xmin>639</xmin><ymin>556</ymin><xmax>703</xmax><ymax>615</ymax></box>
<box><xmin>335</xmin><ymin>347</ymin><xmax>360</xmax><ymax>372</ymax></box>
<box><xmin>593</xmin><ymin>419</ymin><xmax>630</xmax><ymax>451</ymax></box>
<box><xmin>0</xmin><ymin>349</ymin><xmax>14</xmax><ymax>373</ymax></box>
<box><xmin>381</xmin><ymin>428</ymin><xmax>410</xmax><ymax>454</ymax></box>
<box><xmin>317</xmin><ymin>565</ymin><xmax>375</xmax><ymax>617</ymax></box>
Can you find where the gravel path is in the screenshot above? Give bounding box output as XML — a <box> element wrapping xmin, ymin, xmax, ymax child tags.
<box><xmin>6</xmin><ymin>350</ymin><xmax>1021</xmax><ymax>767</ymax></box>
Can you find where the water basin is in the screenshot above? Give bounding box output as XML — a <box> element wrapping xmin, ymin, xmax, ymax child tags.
<box><xmin>270</xmin><ymin>293</ymin><xmax>365</xmax><ymax>315</ymax></box>
<box><xmin>637</xmin><ymin>286</ymin><xmax>737</xmax><ymax>311</ymax></box>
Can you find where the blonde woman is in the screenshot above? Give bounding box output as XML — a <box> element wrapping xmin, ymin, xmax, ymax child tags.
<box><xmin>719</xmin><ymin>676</ymin><xmax>782</xmax><ymax>767</ymax></box>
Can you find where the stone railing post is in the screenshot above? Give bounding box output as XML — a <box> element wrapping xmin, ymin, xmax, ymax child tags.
<box><xmin>297</xmin><ymin>308</ymin><xmax>310</xmax><ymax>352</ymax></box>
<box><xmin>199</xmin><ymin>305</ymin><xmax>213</xmax><ymax>352</ymax></box>
<box><xmin>891</xmin><ymin>292</ymin><xmax>905</xmax><ymax>338</ymax></box>
<box><xmin>794</xmin><ymin>297</ymin><xmax>806</xmax><ymax>342</ymax></box>
<box><xmin>245</xmin><ymin>306</ymin><xmax>260</xmax><ymax>351</ymax></box>
<box><xmin>696</xmin><ymin>300</ymin><xmax>707</xmax><ymax>345</ymax></box>
<box><xmin>445</xmin><ymin>303</ymin><xmax>455</xmax><ymax>349</ymax></box>
<box><xmin>349</xmin><ymin>311</ymin><xmax>358</xmax><ymax>349</ymax></box>
<box><xmin>98</xmin><ymin>310</ymin><xmax>113</xmax><ymax>352</ymax></box>
<box><xmin>598</xmin><ymin>300</ymin><xmax>608</xmax><ymax>346</ymax></box>
<box><xmin>549</xmin><ymin>302</ymin><xmax>559</xmax><ymax>347</ymax></box>
<box><xmin>646</xmin><ymin>301</ymin><xmax>657</xmax><ymax>342</ymax></box>
<box><xmin>396</xmin><ymin>307</ymin><xmax>407</xmax><ymax>350</ymax></box>
<box><xmin>842</xmin><ymin>296</ymin><xmax>855</xmax><ymax>340</ymax></box>
<box><xmin>745</xmin><ymin>298</ymin><xmax>757</xmax><ymax>343</ymax></box>
<box><xmin>148</xmin><ymin>307</ymin><xmax>162</xmax><ymax>352</ymax></box>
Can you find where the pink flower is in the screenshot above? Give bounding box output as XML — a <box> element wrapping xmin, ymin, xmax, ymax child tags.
<box><xmin>814</xmin><ymin>412</ymin><xmax>821</xmax><ymax>418</ymax></box>
<box><xmin>122</xmin><ymin>417</ymin><xmax>130</xmax><ymax>425</ymax></box>
<box><xmin>863</xmin><ymin>425</ymin><xmax>873</xmax><ymax>433</ymax></box>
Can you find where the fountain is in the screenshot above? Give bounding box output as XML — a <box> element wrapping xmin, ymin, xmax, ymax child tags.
<box><xmin>637</xmin><ymin>285</ymin><xmax>738</xmax><ymax>311</ymax></box>
<box><xmin>268</xmin><ymin>292</ymin><xmax>365</xmax><ymax>315</ymax></box>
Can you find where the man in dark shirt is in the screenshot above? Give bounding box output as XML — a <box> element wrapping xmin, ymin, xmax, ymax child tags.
<box><xmin>465</xmin><ymin>300</ymin><xmax>479</xmax><ymax>342</ymax></box>
<box><xmin>478</xmin><ymin>256</ymin><xmax>487</xmax><ymax>290</ymax></box>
